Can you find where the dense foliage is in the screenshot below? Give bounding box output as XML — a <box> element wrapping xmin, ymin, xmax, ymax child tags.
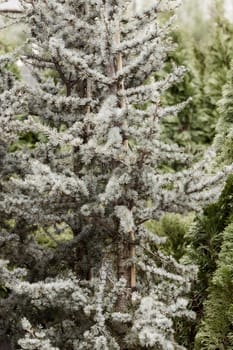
<box><xmin>195</xmin><ymin>222</ymin><xmax>233</xmax><ymax>349</ymax></box>
<box><xmin>0</xmin><ymin>0</ymin><xmax>233</xmax><ymax>349</ymax></box>
<box><xmin>184</xmin><ymin>174</ymin><xmax>233</xmax><ymax>348</ymax></box>
<box><xmin>161</xmin><ymin>0</ymin><xmax>233</xmax><ymax>151</ymax></box>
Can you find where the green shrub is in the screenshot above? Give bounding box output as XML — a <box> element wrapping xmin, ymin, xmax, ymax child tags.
<box><xmin>185</xmin><ymin>175</ymin><xmax>233</xmax><ymax>347</ymax></box>
<box><xmin>195</xmin><ymin>222</ymin><xmax>233</xmax><ymax>349</ymax></box>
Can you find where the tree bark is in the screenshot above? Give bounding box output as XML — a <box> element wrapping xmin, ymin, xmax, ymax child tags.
<box><xmin>115</xmin><ymin>23</ymin><xmax>136</xmax><ymax>300</ymax></box>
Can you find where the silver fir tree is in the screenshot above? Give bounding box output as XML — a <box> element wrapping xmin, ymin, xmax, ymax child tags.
<box><xmin>0</xmin><ymin>0</ymin><xmax>233</xmax><ymax>349</ymax></box>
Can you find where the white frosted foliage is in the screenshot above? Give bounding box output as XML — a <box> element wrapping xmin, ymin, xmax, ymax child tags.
<box><xmin>0</xmin><ymin>0</ymin><xmax>232</xmax><ymax>349</ymax></box>
<box><xmin>115</xmin><ymin>206</ymin><xmax>134</xmax><ymax>234</ymax></box>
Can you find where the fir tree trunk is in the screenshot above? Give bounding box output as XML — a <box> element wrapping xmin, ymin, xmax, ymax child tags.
<box><xmin>114</xmin><ymin>24</ymin><xmax>136</xmax><ymax>311</ymax></box>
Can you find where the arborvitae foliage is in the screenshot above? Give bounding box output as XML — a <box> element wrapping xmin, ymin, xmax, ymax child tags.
<box><xmin>214</xmin><ymin>62</ymin><xmax>233</xmax><ymax>165</ymax></box>
<box><xmin>161</xmin><ymin>0</ymin><xmax>233</xmax><ymax>151</ymax></box>
<box><xmin>146</xmin><ymin>213</ymin><xmax>193</xmax><ymax>261</ymax></box>
<box><xmin>195</xmin><ymin>222</ymin><xmax>233</xmax><ymax>349</ymax></box>
<box><xmin>203</xmin><ymin>1</ymin><xmax>233</xmax><ymax>115</ymax></box>
<box><xmin>185</xmin><ymin>174</ymin><xmax>233</xmax><ymax>349</ymax></box>
<box><xmin>202</xmin><ymin>1</ymin><xmax>233</xmax><ymax>150</ymax></box>
<box><xmin>159</xmin><ymin>30</ymin><xmax>207</xmax><ymax>150</ymax></box>
<box><xmin>1</xmin><ymin>1</ymin><xmax>233</xmax><ymax>349</ymax></box>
